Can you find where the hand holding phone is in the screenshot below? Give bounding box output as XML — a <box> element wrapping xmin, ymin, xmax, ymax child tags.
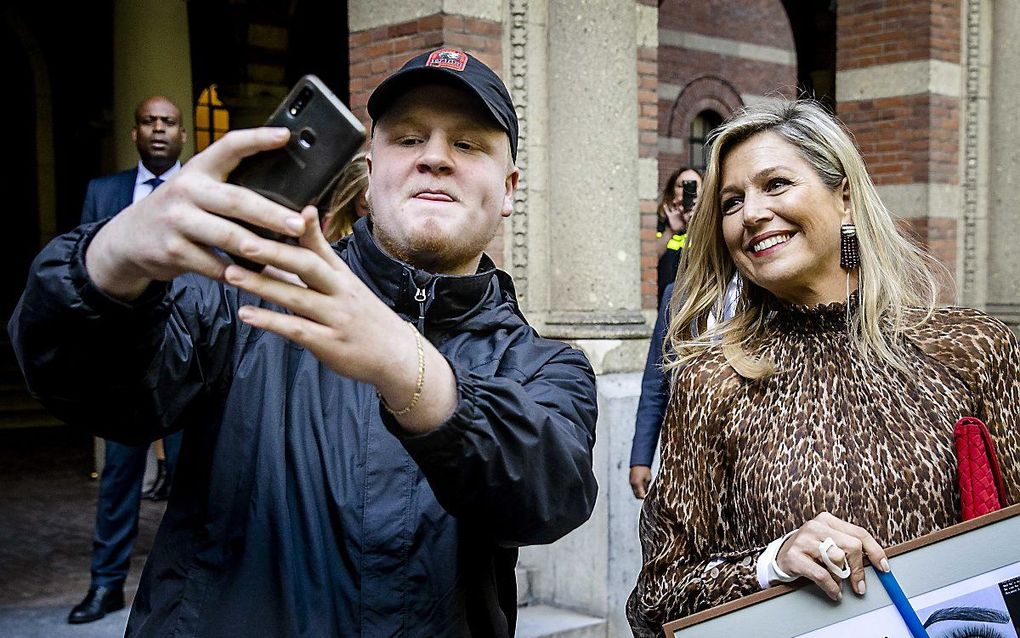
<box><xmin>226</xmin><ymin>75</ymin><xmax>366</xmax><ymax>270</ymax></box>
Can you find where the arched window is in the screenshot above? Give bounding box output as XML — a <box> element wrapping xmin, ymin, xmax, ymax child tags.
<box><xmin>689</xmin><ymin>110</ymin><xmax>723</xmax><ymax>171</ymax></box>
<box><xmin>195</xmin><ymin>84</ymin><xmax>230</xmax><ymax>152</ymax></box>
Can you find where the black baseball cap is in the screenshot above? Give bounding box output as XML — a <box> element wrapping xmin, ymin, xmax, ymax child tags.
<box><xmin>367</xmin><ymin>48</ymin><xmax>519</xmax><ymax>162</ymax></box>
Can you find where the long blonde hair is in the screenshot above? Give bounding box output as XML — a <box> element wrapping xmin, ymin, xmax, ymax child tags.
<box><xmin>666</xmin><ymin>99</ymin><xmax>947</xmax><ymax>379</ymax></box>
<box><xmin>323</xmin><ymin>152</ymin><xmax>369</xmax><ymax>241</ymax></box>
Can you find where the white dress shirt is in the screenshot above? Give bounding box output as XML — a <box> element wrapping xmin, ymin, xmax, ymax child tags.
<box><xmin>133</xmin><ymin>161</ymin><xmax>182</xmax><ymax>204</ymax></box>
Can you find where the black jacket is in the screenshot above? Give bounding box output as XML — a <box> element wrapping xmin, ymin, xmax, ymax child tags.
<box><xmin>9</xmin><ymin>218</ymin><xmax>599</xmax><ymax>637</ymax></box>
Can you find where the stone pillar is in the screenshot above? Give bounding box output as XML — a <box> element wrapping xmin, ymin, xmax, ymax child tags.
<box><xmin>103</xmin><ymin>0</ymin><xmax>194</xmax><ymax>475</ymax></box>
<box><xmin>835</xmin><ymin>0</ymin><xmax>962</xmax><ymax>301</ymax></box>
<box><xmin>958</xmin><ymin>0</ymin><xmax>992</xmax><ymax>310</ymax></box>
<box><xmin>518</xmin><ymin>373</ymin><xmax>645</xmax><ymax>637</ymax></box>
<box><xmin>112</xmin><ymin>0</ymin><xmax>194</xmax><ymax>169</ymax></box>
<box><xmin>985</xmin><ymin>0</ymin><xmax>1020</xmax><ymax>329</ymax></box>
<box><xmin>511</xmin><ymin>4</ymin><xmax>655</xmax><ymax>635</ymax></box>
<box><xmin>538</xmin><ymin>0</ymin><xmax>646</xmax><ymax>341</ymax></box>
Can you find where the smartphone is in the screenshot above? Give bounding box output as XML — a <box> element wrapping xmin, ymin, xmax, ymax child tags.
<box><xmin>226</xmin><ymin>74</ymin><xmax>366</xmax><ymax>270</ymax></box>
<box><xmin>681</xmin><ymin>180</ymin><xmax>697</xmax><ymax>212</ymax></box>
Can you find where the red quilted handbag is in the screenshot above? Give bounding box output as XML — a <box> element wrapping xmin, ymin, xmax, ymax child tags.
<box><xmin>954</xmin><ymin>416</ymin><xmax>1009</xmax><ymax>521</ymax></box>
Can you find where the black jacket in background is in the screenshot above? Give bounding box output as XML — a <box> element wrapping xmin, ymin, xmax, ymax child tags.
<box><xmin>9</xmin><ymin>217</ymin><xmax>599</xmax><ymax>637</ymax></box>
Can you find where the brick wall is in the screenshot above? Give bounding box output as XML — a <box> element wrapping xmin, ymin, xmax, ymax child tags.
<box><xmin>836</xmin><ymin>0</ymin><xmax>961</xmax><ymax>298</ymax></box>
<box><xmin>659</xmin><ymin>0</ymin><xmax>795</xmax><ymax>46</ymax></box>
<box><xmin>652</xmin><ymin>0</ymin><xmax>796</xmax><ymax>308</ymax></box>
<box><xmin>898</xmin><ymin>217</ymin><xmax>957</xmax><ymax>301</ymax></box>
<box><xmin>838</xmin><ymin>94</ymin><xmax>959</xmax><ymax>186</ymax></box>
<box><xmin>638</xmin><ymin>17</ymin><xmax>659</xmax><ymax>308</ymax></box>
<box><xmin>348</xmin><ymin>15</ymin><xmax>502</xmax><ymax>126</ymax></box>
<box><xmin>347</xmin><ymin>14</ymin><xmax>505</xmax><ymax>267</ymax></box>
<box><xmin>837</xmin><ymin>0</ymin><xmax>960</xmax><ymax>70</ymax></box>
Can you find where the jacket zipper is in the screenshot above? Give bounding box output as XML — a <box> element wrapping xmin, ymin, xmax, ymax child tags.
<box><xmin>410</xmin><ymin>269</ymin><xmax>439</xmax><ymax>333</ymax></box>
<box><xmin>413</xmin><ymin>284</ymin><xmax>427</xmax><ymax>333</ymax></box>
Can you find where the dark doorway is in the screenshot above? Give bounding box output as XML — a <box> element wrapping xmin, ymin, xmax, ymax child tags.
<box><xmin>782</xmin><ymin>0</ymin><xmax>838</xmax><ymax>108</ymax></box>
<box><xmin>1</xmin><ymin>21</ymin><xmax>40</xmax><ymax>323</ymax></box>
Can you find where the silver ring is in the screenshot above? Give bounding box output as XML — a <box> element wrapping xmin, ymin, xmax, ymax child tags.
<box><xmin>819</xmin><ymin>537</ymin><xmax>851</xmax><ymax>579</ymax></box>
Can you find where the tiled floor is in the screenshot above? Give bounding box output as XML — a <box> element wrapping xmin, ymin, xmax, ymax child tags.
<box><xmin>0</xmin><ymin>426</ymin><xmax>164</xmax><ymax>637</ymax></box>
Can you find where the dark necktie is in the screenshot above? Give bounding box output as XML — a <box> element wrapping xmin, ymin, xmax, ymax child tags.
<box><xmin>145</xmin><ymin>177</ymin><xmax>164</xmax><ymax>192</ymax></box>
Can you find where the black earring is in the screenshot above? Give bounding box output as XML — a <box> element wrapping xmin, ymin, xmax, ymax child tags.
<box><xmin>840</xmin><ymin>224</ymin><xmax>860</xmax><ymax>270</ymax></box>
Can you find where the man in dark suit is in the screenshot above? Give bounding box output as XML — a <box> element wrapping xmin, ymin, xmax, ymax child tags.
<box><xmin>69</xmin><ymin>96</ymin><xmax>187</xmax><ymax>624</ymax></box>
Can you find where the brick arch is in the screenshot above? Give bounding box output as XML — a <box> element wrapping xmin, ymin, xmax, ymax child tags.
<box><xmin>665</xmin><ymin>75</ymin><xmax>743</xmax><ymax>140</ymax></box>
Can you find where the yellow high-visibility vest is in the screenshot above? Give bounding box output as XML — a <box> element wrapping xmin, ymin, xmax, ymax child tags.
<box><xmin>656</xmin><ymin>232</ymin><xmax>686</xmax><ymax>251</ymax></box>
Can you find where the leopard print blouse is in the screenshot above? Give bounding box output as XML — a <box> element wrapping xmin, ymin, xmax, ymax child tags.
<box><xmin>626</xmin><ymin>299</ymin><xmax>1020</xmax><ymax>637</ymax></box>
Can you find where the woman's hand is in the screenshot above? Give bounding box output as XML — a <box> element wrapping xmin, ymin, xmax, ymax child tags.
<box><xmin>663</xmin><ymin>201</ymin><xmax>684</xmax><ymax>234</ymax></box>
<box><xmin>775</xmin><ymin>512</ymin><xmax>890</xmax><ymax>601</ymax></box>
<box><xmin>629</xmin><ymin>466</ymin><xmax>652</xmax><ymax>499</ymax></box>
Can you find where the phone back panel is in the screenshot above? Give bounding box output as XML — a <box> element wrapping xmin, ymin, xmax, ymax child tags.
<box><xmin>228</xmin><ymin>76</ymin><xmax>366</xmax><ymax>211</ymax></box>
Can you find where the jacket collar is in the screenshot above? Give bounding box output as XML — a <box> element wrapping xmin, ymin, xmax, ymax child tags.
<box><xmin>342</xmin><ymin>217</ymin><xmax>524</xmax><ymax>333</ymax></box>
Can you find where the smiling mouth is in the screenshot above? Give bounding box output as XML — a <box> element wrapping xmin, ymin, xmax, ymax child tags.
<box><xmin>749</xmin><ymin>233</ymin><xmax>794</xmax><ymax>254</ymax></box>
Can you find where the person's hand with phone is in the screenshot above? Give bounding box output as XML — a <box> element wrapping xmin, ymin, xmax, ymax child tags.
<box><xmin>85</xmin><ymin>127</ymin><xmax>308</xmax><ymax>302</ymax></box>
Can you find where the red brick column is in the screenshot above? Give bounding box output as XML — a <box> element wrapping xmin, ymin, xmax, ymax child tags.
<box><xmin>836</xmin><ymin>0</ymin><xmax>960</xmax><ymax>291</ymax></box>
<box><xmin>637</xmin><ymin>2</ymin><xmax>659</xmax><ymax>310</ymax></box>
<box><xmin>347</xmin><ymin>14</ymin><xmax>505</xmax><ymax>267</ymax></box>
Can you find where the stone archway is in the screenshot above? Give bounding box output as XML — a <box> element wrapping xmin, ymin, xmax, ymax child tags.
<box><xmin>666</xmin><ymin>74</ymin><xmax>743</xmax><ymax>140</ymax></box>
<box><xmin>661</xmin><ymin>75</ymin><xmax>743</xmax><ymax>176</ymax></box>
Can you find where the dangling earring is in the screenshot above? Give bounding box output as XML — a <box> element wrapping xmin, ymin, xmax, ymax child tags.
<box><xmin>840</xmin><ymin>224</ymin><xmax>860</xmax><ymax>270</ymax></box>
<box><xmin>840</xmin><ymin>224</ymin><xmax>860</xmax><ymax>327</ymax></box>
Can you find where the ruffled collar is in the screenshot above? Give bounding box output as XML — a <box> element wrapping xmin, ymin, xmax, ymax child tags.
<box><xmin>767</xmin><ymin>292</ymin><xmax>859</xmax><ymax>334</ymax></box>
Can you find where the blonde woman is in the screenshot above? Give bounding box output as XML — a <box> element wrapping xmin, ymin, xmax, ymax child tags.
<box><xmin>627</xmin><ymin>100</ymin><xmax>1019</xmax><ymax>635</ymax></box>
<box><xmin>322</xmin><ymin>151</ymin><xmax>369</xmax><ymax>241</ymax></box>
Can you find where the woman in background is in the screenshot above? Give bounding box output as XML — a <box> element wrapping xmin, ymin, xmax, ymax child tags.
<box><xmin>322</xmin><ymin>151</ymin><xmax>369</xmax><ymax>241</ymax></box>
<box><xmin>655</xmin><ymin>167</ymin><xmax>702</xmax><ymax>307</ymax></box>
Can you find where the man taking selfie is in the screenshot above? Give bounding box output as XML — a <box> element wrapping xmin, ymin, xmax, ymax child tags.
<box><xmin>10</xmin><ymin>49</ymin><xmax>598</xmax><ymax>636</ymax></box>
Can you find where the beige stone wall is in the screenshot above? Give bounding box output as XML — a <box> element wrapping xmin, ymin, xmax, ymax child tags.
<box><xmin>112</xmin><ymin>0</ymin><xmax>194</xmax><ymax>170</ymax></box>
<box><xmin>985</xmin><ymin>0</ymin><xmax>1020</xmax><ymax>327</ymax></box>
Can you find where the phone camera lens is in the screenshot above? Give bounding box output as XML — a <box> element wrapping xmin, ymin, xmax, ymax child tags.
<box><xmin>298</xmin><ymin>128</ymin><xmax>316</xmax><ymax>149</ymax></box>
<box><xmin>289</xmin><ymin>88</ymin><xmax>315</xmax><ymax>117</ymax></box>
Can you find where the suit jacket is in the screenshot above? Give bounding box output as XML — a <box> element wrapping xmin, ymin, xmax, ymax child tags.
<box><xmin>630</xmin><ymin>282</ymin><xmax>671</xmax><ymax>467</ymax></box>
<box><xmin>80</xmin><ymin>168</ymin><xmax>137</xmax><ymax>224</ymax></box>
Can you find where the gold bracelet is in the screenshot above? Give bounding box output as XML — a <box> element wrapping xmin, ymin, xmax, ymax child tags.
<box><xmin>379</xmin><ymin>322</ymin><xmax>425</xmax><ymax>417</ymax></box>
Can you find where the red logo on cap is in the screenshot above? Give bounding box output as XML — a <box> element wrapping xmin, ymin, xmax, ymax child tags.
<box><xmin>426</xmin><ymin>48</ymin><xmax>468</xmax><ymax>72</ymax></box>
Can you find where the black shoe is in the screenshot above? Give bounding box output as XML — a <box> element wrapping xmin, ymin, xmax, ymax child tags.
<box><xmin>67</xmin><ymin>585</ymin><xmax>124</xmax><ymax>624</ymax></box>
<box><xmin>142</xmin><ymin>459</ymin><xmax>166</xmax><ymax>501</ymax></box>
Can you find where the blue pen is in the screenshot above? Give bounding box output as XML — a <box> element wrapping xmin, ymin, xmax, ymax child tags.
<box><xmin>875</xmin><ymin>567</ymin><xmax>931</xmax><ymax>638</ymax></box>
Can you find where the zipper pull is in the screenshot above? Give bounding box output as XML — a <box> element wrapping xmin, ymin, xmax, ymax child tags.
<box><xmin>413</xmin><ymin>284</ymin><xmax>427</xmax><ymax>333</ymax></box>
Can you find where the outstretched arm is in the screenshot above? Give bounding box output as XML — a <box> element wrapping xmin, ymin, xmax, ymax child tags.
<box><xmin>10</xmin><ymin>128</ymin><xmax>318</xmax><ymax>443</ymax></box>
